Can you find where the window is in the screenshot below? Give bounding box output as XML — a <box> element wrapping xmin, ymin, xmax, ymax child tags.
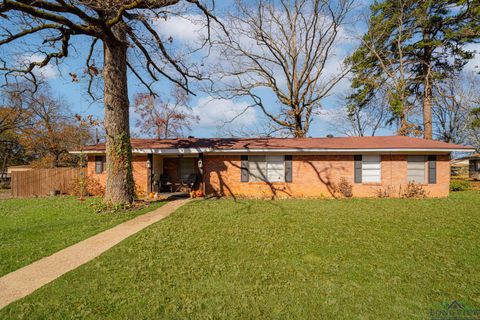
<box><xmin>248</xmin><ymin>156</ymin><xmax>267</xmax><ymax>182</ymax></box>
<box><xmin>95</xmin><ymin>156</ymin><xmax>105</xmax><ymax>174</ymax></box>
<box><xmin>266</xmin><ymin>155</ymin><xmax>285</xmax><ymax>182</ymax></box>
<box><xmin>408</xmin><ymin>155</ymin><xmax>426</xmax><ymax>183</ymax></box>
<box><xmin>247</xmin><ymin>155</ymin><xmax>285</xmax><ymax>182</ymax></box>
<box><xmin>362</xmin><ymin>155</ymin><xmax>381</xmax><ymax>183</ymax></box>
<box><xmin>180</xmin><ymin>158</ymin><xmax>195</xmax><ymax>180</ymax></box>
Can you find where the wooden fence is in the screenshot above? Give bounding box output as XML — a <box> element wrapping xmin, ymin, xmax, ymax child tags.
<box><xmin>11</xmin><ymin>168</ymin><xmax>86</xmax><ymax>197</ymax></box>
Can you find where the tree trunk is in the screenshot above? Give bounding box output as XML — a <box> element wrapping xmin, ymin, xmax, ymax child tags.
<box><xmin>422</xmin><ymin>30</ymin><xmax>433</xmax><ymax>140</ymax></box>
<box><xmin>293</xmin><ymin>110</ymin><xmax>305</xmax><ymax>137</ymax></box>
<box><xmin>423</xmin><ymin>75</ymin><xmax>433</xmax><ymax>139</ymax></box>
<box><xmin>103</xmin><ymin>23</ymin><xmax>135</xmax><ymax>204</ymax></box>
<box><xmin>0</xmin><ymin>148</ymin><xmax>9</xmax><ymax>180</ymax></box>
<box><xmin>397</xmin><ymin>113</ymin><xmax>409</xmax><ymax>136</ymax></box>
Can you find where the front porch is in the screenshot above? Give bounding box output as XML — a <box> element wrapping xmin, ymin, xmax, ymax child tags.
<box><xmin>147</xmin><ymin>154</ymin><xmax>203</xmax><ymax>194</ymax></box>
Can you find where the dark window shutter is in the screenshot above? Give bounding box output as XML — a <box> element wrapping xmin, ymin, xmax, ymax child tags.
<box><xmin>95</xmin><ymin>156</ymin><xmax>104</xmax><ymax>174</ymax></box>
<box><xmin>285</xmin><ymin>155</ymin><xmax>292</xmax><ymax>182</ymax></box>
<box><xmin>428</xmin><ymin>155</ymin><xmax>436</xmax><ymax>184</ymax></box>
<box><xmin>241</xmin><ymin>155</ymin><xmax>249</xmax><ymax>182</ymax></box>
<box><xmin>354</xmin><ymin>155</ymin><xmax>362</xmax><ymax>183</ymax></box>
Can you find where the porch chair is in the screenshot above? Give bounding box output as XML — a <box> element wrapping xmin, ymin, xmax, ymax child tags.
<box><xmin>185</xmin><ymin>173</ymin><xmax>197</xmax><ymax>191</ymax></box>
<box><xmin>159</xmin><ymin>174</ymin><xmax>173</xmax><ymax>193</ymax></box>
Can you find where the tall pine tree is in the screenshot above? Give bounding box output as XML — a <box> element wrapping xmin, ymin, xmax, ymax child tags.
<box><xmin>348</xmin><ymin>0</ymin><xmax>479</xmax><ymax>139</ymax></box>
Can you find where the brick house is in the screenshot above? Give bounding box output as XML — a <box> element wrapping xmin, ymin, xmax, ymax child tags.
<box><xmin>74</xmin><ymin>136</ymin><xmax>474</xmax><ymax>198</ymax></box>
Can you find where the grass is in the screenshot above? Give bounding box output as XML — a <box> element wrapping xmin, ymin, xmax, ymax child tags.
<box><xmin>1</xmin><ymin>191</ymin><xmax>480</xmax><ymax>319</ymax></box>
<box><xmin>0</xmin><ymin>196</ymin><xmax>164</xmax><ymax>277</ymax></box>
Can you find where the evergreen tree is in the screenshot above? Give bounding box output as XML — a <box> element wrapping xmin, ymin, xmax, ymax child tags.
<box><xmin>348</xmin><ymin>0</ymin><xmax>479</xmax><ymax>139</ymax></box>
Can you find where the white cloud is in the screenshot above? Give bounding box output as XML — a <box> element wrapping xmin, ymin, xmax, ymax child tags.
<box><xmin>465</xmin><ymin>43</ymin><xmax>480</xmax><ymax>73</ymax></box>
<box><xmin>153</xmin><ymin>14</ymin><xmax>207</xmax><ymax>44</ymax></box>
<box><xmin>19</xmin><ymin>53</ymin><xmax>60</xmax><ymax>79</ymax></box>
<box><xmin>192</xmin><ymin>97</ymin><xmax>257</xmax><ymax>129</ymax></box>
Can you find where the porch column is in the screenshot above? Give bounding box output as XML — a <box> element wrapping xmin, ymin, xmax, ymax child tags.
<box><xmin>198</xmin><ymin>153</ymin><xmax>205</xmax><ymax>196</ymax></box>
<box><xmin>147</xmin><ymin>153</ymin><xmax>153</xmax><ymax>194</ymax></box>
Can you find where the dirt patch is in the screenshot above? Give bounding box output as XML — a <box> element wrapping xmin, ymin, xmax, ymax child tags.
<box><xmin>0</xmin><ymin>190</ymin><xmax>12</xmax><ymax>200</ymax></box>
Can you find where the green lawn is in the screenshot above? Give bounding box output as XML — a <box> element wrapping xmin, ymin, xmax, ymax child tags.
<box><xmin>1</xmin><ymin>192</ymin><xmax>480</xmax><ymax>319</ymax></box>
<box><xmin>0</xmin><ymin>197</ymin><xmax>164</xmax><ymax>277</ymax></box>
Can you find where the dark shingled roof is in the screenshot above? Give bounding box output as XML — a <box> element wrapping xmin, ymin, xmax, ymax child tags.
<box><xmin>80</xmin><ymin>136</ymin><xmax>473</xmax><ymax>152</ymax></box>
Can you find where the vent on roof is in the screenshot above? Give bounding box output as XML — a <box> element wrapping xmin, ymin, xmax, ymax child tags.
<box><xmin>326</xmin><ymin>134</ymin><xmax>334</xmax><ymax>138</ymax></box>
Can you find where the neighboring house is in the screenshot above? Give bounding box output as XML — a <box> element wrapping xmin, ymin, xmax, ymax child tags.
<box><xmin>450</xmin><ymin>158</ymin><xmax>469</xmax><ymax>178</ymax></box>
<box><xmin>455</xmin><ymin>154</ymin><xmax>480</xmax><ymax>180</ymax></box>
<box><xmin>71</xmin><ymin>136</ymin><xmax>474</xmax><ymax>198</ymax></box>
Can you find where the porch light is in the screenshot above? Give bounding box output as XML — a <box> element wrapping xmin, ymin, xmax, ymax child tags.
<box><xmin>197</xmin><ymin>159</ymin><xmax>203</xmax><ymax>169</ymax></box>
<box><xmin>146</xmin><ymin>159</ymin><xmax>151</xmax><ymax>169</ymax></box>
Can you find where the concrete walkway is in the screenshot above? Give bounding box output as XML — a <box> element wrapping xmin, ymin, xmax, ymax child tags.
<box><xmin>0</xmin><ymin>198</ymin><xmax>189</xmax><ymax>310</ymax></box>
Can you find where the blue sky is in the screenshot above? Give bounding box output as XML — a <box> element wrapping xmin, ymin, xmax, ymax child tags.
<box><xmin>10</xmin><ymin>0</ymin><xmax>480</xmax><ymax>139</ymax></box>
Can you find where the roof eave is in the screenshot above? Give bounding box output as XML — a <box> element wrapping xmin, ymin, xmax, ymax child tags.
<box><xmin>70</xmin><ymin>147</ymin><xmax>475</xmax><ymax>155</ymax></box>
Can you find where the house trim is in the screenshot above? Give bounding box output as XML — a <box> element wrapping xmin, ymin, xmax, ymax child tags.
<box><xmin>71</xmin><ymin>147</ymin><xmax>474</xmax><ymax>155</ymax></box>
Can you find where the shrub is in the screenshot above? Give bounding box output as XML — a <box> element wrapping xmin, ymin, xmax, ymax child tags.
<box><xmin>134</xmin><ymin>184</ymin><xmax>146</xmax><ymax>199</ymax></box>
<box><xmin>89</xmin><ymin>199</ymin><xmax>137</xmax><ymax>214</ymax></box>
<box><xmin>401</xmin><ymin>182</ymin><xmax>427</xmax><ymax>199</ymax></box>
<box><xmin>450</xmin><ymin>180</ymin><xmax>471</xmax><ymax>192</ymax></box>
<box><xmin>69</xmin><ymin>175</ymin><xmax>105</xmax><ymax>197</ymax></box>
<box><xmin>334</xmin><ymin>177</ymin><xmax>353</xmax><ymax>198</ymax></box>
<box><xmin>376</xmin><ymin>186</ymin><xmax>394</xmax><ymax>198</ymax></box>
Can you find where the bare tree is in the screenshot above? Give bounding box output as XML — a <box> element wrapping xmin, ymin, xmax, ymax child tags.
<box><xmin>19</xmin><ymin>87</ymin><xmax>93</xmax><ymax>168</ymax></box>
<box><xmin>0</xmin><ymin>83</ymin><xmax>35</xmax><ymax>179</ymax></box>
<box><xmin>331</xmin><ymin>89</ymin><xmax>388</xmax><ymax>136</ymax></box>
<box><xmin>133</xmin><ymin>86</ymin><xmax>198</xmax><ymax>139</ymax></box>
<box><xmin>433</xmin><ymin>72</ymin><xmax>480</xmax><ymax>145</ymax></box>
<box><xmin>0</xmin><ymin>0</ymin><xmax>223</xmax><ymax>204</ymax></box>
<box><xmin>0</xmin><ymin>85</ymin><xmax>31</xmax><ymax>136</ymax></box>
<box><xmin>208</xmin><ymin>0</ymin><xmax>354</xmax><ymax>137</ymax></box>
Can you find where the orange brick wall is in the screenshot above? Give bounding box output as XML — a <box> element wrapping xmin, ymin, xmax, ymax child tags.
<box><xmin>203</xmin><ymin>154</ymin><xmax>451</xmax><ymax>198</ymax></box>
<box><xmin>87</xmin><ymin>155</ymin><xmax>149</xmax><ymax>196</ymax></box>
<box><xmin>87</xmin><ymin>153</ymin><xmax>451</xmax><ymax>198</ymax></box>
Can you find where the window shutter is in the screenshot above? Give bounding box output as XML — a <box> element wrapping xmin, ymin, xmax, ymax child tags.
<box><xmin>428</xmin><ymin>155</ymin><xmax>436</xmax><ymax>184</ymax></box>
<box><xmin>241</xmin><ymin>155</ymin><xmax>249</xmax><ymax>182</ymax></box>
<box><xmin>354</xmin><ymin>155</ymin><xmax>362</xmax><ymax>183</ymax></box>
<box><xmin>95</xmin><ymin>156</ymin><xmax>104</xmax><ymax>174</ymax></box>
<box><xmin>285</xmin><ymin>155</ymin><xmax>292</xmax><ymax>182</ymax></box>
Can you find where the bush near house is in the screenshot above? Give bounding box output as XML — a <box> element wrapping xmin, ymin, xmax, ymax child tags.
<box><xmin>450</xmin><ymin>179</ymin><xmax>471</xmax><ymax>191</ymax></box>
<box><xmin>401</xmin><ymin>182</ymin><xmax>428</xmax><ymax>198</ymax></box>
